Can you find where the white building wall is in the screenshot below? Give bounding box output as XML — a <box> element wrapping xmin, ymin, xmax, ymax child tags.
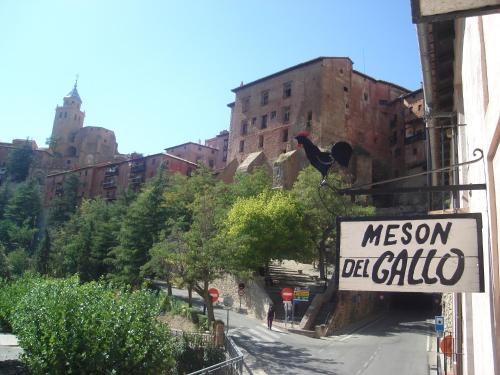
<box><xmin>456</xmin><ymin>12</ymin><xmax>500</xmax><ymax>375</ymax></box>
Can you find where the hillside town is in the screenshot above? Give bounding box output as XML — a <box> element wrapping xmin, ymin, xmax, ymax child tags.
<box><xmin>0</xmin><ymin>1</ymin><xmax>499</xmax><ymax>375</ymax></box>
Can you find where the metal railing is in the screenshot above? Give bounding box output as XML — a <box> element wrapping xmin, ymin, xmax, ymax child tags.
<box><xmin>187</xmin><ymin>335</ymin><xmax>243</xmax><ymax>375</ymax></box>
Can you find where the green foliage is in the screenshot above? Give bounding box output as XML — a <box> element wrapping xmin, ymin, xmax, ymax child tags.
<box><xmin>34</xmin><ymin>229</ymin><xmax>51</xmax><ymax>275</ymax></box>
<box><xmin>225</xmin><ymin>190</ymin><xmax>314</xmax><ymax>270</ymax></box>
<box><xmin>11</xmin><ymin>277</ymin><xmax>175</xmax><ymax>375</ymax></box>
<box><xmin>109</xmin><ymin>171</ymin><xmax>170</xmax><ymax>286</ymax></box>
<box><xmin>172</xmin><ymin>334</ymin><xmax>225</xmax><ymax>375</ymax></box>
<box><xmin>50</xmin><ymin>198</ymin><xmax>124</xmax><ymax>280</ymax></box>
<box><xmin>7</xmin><ymin>248</ymin><xmax>31</xmax><ymax>277</ymax></box>
<box><xmin>6</xmin><ymin>142</ymin><xmax>34</xmax><ymax>182</ymax></box>
<box><xmin>48</xmin><ymin>174</ymin><xmax>80</xmax><ymax>227</ymax></box>
<box><xmin>0</xmin><ymin>244</ymin><xmax>9</xmax><ymax>279</ymax></box>
<box><xmin>229</xmin><ymin>166</ymin><xmax>272</xmax><ymax>201</ymax></box>
<box><xmin>291</xmin><ymin>166</ymin><xmax>374</xmax><ymax>277</ymax></box>
<box><xmin>0</xmin><ymin>274</ymin><xmax>40</xmax><ymax>332</ymax></box>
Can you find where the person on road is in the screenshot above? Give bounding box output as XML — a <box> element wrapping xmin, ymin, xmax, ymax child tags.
<box><xmin>267</xmin><ymin>304</ymin><xmax>275</xmax><ymax>330</ymax></box>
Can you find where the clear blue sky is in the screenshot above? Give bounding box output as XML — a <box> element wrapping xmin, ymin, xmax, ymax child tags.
<box><xmin>0</xmin><ymin>0</ymin><xmax>421</xmax><ymax>156</ymax></box>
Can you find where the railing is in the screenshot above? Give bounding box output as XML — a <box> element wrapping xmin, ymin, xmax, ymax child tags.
<box><xmin>129</xmin><ymin>175</ymin><xmax>143</xmax><ymax>184</ymax></box>
<box><xmin>171</xmin><ymin>329</ymin><xmax>212</xmax><ymax>345</ymax></box>
<box><xmin>187</xmin><ymin>336</ymin><xmax>243</xmax><ymax>375</ymax></box>
<box><xmin>105</xmin><ymin>166</ymin><xmax>119</xmax><ymax>176</ymax></box>
<box><xmin>404</xmin><ymin>132</ymin><xmax>426</xmax><ymax>144</ymax></box>
<box><xmin>102</xmin><ymin>180</ymin><xmax>116</xmax><ymax>189</ymax></box>
<box><xmin>130</xmin><ymin>163</ymin><xmax>146</xmax><ymax>173</ymax></box>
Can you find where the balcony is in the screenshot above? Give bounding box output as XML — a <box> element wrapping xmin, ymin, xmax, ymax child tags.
<box><xmin>404</xmin><ymin>132</ymin><xmax>426</xmax><ymax>145</ymax></box>
<box><xmin>102</xmin><ymin>180</ymin><xmax>116</xmax><ymax>189</ymax></box>
<box><xmin>129</xmin><ymin>175</ymin><xmax>143</xmax><ymax>184</ymax></box>
<box><xmin>130</xmin><ymin>163</ymin><xmax>146</xmax><ymax>173</ymax></box>
<box><xmin>105</xmin><ymin>166</ymin><xmax>119</xmax><ymax>176</ymax></box>
<box><xmin>55</xmin><ymin>186</ymin><xmax>64</xmax><ymax>196</ymax></box>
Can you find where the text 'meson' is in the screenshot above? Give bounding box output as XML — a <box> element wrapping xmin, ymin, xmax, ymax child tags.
<box><xmin>337</xmin><ymin>214</ymin><xmax>484</xmax><ymax>293</ymax></box>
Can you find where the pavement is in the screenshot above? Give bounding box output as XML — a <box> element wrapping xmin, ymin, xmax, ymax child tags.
<box><xmin>0</xmin><ymin>334</ymin><xmax>22</xmax><ymax>361</ymax></box>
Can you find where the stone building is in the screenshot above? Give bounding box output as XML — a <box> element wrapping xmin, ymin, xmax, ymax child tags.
<box><xmin>204</xmin><ymin>130</ymin><xmax>229</xmax><ymax>170</ymax></box>
<box><xmin>226</xmin><ymin>57</ymin><xmax>413</xmax><ymax>188</ymax></box>
<box><xmin>44</xmin><ymin>153</ymin><xmax>196</xmax><ymax>206</ymax></box>
<box><xmin>49</xmin><ymin>82</ymin><xmax>120</xmax><ymax>171</ymax></box>
<box><xmin>165</xmin><ymin>141</ymin><xmax>220</xmax><ymax>171</ymax></box>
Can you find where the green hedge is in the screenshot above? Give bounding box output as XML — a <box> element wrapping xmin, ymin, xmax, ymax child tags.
<box><xmin>0</xmin><ymin>273</ymin><xmax>40</xmax><ymax>332</ymax></box>
<box><xmin>11</xmin><ymin>277</ymin><xmax>175</xmax><ymax>375</ymax></box>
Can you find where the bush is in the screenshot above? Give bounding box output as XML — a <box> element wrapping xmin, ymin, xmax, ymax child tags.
<box><xmin>0</xmin><ymin>274</ymin><xmax>40</xmax><ymax>332</ymax></box>
<box><xmin>172</xmin><ymin>334</ymin><xmax>225</xmax><ymax>375</ymax></box>
<box><xmin>11</xmin><ymin>277</ymin><xmax>175</xmax><ymax>375</ymax></box>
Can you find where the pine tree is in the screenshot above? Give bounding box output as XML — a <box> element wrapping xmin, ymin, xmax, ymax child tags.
<box><xmin>35</xmin><ymin>229</ymin><xmax>51</xmax><ymax>275</ymax></box>
<box><xmin>48</xmin><ymin>174</ymin><xmax>80</xmax><ymax>226</ymax></box>
<box><xmin>6</xmin><ymin>142</ymin><xmax>34</xmax><ymax>182</ymax></box>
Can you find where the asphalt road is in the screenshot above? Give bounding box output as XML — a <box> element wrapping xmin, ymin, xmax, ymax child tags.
<box><xmin>169</xmin><ymin>288</ymin><xmax>433</xmax><ymax>375</ymax></box>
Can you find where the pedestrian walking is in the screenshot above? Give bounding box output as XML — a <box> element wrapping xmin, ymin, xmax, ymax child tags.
<box><xmin>267</xmin><ymin>304</ymin><xmax>275</xmax><ymax>330</ymax></box>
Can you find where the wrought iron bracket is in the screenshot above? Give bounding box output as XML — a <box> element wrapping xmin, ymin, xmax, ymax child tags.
<box><xmin>325</xmin><ymin>149</ymin><xmax>486</xmax><ymax>196</ymax></box>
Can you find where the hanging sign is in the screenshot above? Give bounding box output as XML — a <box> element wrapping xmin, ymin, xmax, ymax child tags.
<box><xmin>337</xmin><ymin>213</ymin><xmax>484</xmax><ymax>293</ymax></box>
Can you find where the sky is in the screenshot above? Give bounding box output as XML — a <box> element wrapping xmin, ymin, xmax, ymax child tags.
<box><xmin>0</xmin><ymin>0</ymin><xmax>422</xmax><ymax>156</ymax></box>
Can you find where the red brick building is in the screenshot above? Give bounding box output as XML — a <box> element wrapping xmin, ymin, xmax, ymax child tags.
<box><xmin>226</xmin><ymin>57</ymin><xmax>416</xmax><ymax>186</ymax></box>
<box><xmin>204</xmin><ymin>130</ymin><xmax>229</xmax><ymax>170</ymax></box>
<box><xmin>44</xmin><ymin>153</ymin><xmax>196</xmax><ymax>206</ymax></box>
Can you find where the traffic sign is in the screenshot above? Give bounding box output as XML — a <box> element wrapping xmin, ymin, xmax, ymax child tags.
<box><xmin>435</xmin><ymin>316</ymin><xmax>444</xmax><ymax>333</ymax></box>
<box><xmin>223</xmin><ymin>296</ymin><xmax>234</xmax><ymax>308</ymax></box>
<box><xmin>238</xmin><ymin>289</ymin><xmax>245</xmax><ymax>297</ymax></box>
<box><xmin>281</xmin><ymin>287</ymin><xmax>294</xmax><ymax>301</ymax></box>
<box><xmin>238</xmin><ymin>283</ymin><xmax>245</xmax><ymax>290</ymax></box>
<box><xmin>293</xmin><ymin>287</ymin><xmax>310</xmax><ymax>302</ymax></box>
<box><xmin>208</xmin><ymin>288</ymin><xmax>219</xmax><ymax>303</ymax></box>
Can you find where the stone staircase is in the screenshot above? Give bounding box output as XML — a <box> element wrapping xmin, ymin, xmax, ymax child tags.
<box><xmin>264</xmin><ymin>263</ymin><xmax>325</xmax><ymax>323</ymax></box>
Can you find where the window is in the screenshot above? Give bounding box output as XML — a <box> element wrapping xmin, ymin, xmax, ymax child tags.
<box><xmin>271</xmin><ymin>111</ymin><xmax>276</xmax><ymax>119</ymax></box>
<box><xmin>394</xmin><ymin>148</ymin><xmax>401</xmax><ymax>157</ymax></box>
<box><xmin>152</xmin><ymin>158</ymin><xmax>156</xmax><ymax>164</ymax></box>
<box><xmin>261</xmin><ymin>90</ymin><xmax>269</xmax><ymax>106</ymax></box>
<box><xmin>282</xmin><ymin>106</ymin><xmax>290</xmax><ymax>123</ymax></box>
<box><xmin>209</xmin><ymin>159</ymin><xmax>215</xmax><ymax>168</ymax></box>
<box><xmin>306</xmin><ymin>111</ymin><xmax>312</xmax><ymax>127</ymax></box>
<box><xmin>59</xmin><ymin>112</ymin><xmax>62</xmax><ymax>118</ymax></box>
<box><xmin>239</xmin><ymin>140</ymin><xmax>245</xmax><ymax>153</ymax></box>
<box><xmin>211</xmin><ymin>149</ymin><xmax>215</xmax><ymax>154</ymax></box>
<box><xmin>252</xmin><ymin>117</ymin><xmax>256</xmax><ymax>125</ymax></box>
<box><xmin>283</xmin><ymin>82</ymin><xmax>292</xmax><ymax>98</ymax></box>
<box><xmin>344</xmin><ymin>86</ymin><xmax>349</xmax><ymax>92</ymax></box>
<box><xmin>364</xmin><ymin>92</ymin><xmax>368</xmax><ymax>101</ymax></box>
<box><xmin>261</xmin><ymin>115</ymin><xmax>268</xmax><ymax>129</ymax></box>
<box><xmin>64</xmin><ymin>112</ymin><xmax>67</xmax><ymax>118</ymax></box>
<box><xmin>282</xmin><ymin>129</ymin><xmax>288</xmax><ymax>142</ymax></box>
<box><xmin>242</xmin><ymin>97</ymin><xmax>250</xmax><ymax>112</ymax></box>
<box><xmin>413</xmin><ymin>148</ymin><xmax>418</xmax><ymax>155</ymax></box>
<box><xmin>418</xmin><ymin>104</ymin><xmax>422</xmax><ymax>111</ymax></box>
<box><xmin>241</xmin><ymin>121</ymin><xmax>248</xmax><ymax>135</ymax></box>
<box><xmin>258</xmin><ymin>135</ymin><xmax>264</xmax><ymax>148</ymax></box>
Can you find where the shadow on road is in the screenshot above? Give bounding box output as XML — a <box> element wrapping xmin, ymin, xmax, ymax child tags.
<box><xmin>233</xmin><ymin>332</ymin><xmax>342</xmax><ymax>375</ymax></box>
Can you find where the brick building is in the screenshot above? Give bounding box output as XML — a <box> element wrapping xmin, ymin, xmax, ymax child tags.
<box><xmin>165</xmin><ymin>137</ymin><xmax>227</xmax><ymax>171</ymax></box>
<box><xmin>226</xmin><ymin>57</ymin><xmax>416</xmax><ymax>187</ymax></box>
<box><xmin>204</xmin><ymin>130</ymin><xmax>229</xmax><ymax>170</ymax></box>
<box><xmin>44</xmin><ymin>153</ymin><xmax>196</xmax><ymax>206</ymax></box>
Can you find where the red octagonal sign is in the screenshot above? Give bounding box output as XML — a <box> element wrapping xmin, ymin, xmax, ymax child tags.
<box><xmin>208</xmin><ymin>288</ymin><xmax>219</xmax><ymax>303</ymax></box>
<box><xmin>281</xmin><ymin>287</ymin><xmax>294</xmax><ymax>301</ymax></box>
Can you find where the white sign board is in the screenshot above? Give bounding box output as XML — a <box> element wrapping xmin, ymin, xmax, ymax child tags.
<box><xmin>337</xmin><ymin>214</ymin><xmax>484</xmax><ymax>293</ymax></box>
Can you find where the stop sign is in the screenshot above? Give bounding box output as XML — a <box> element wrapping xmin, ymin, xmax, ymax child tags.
<box><xmin>208</xmin><ymin>288</ymin><xmax>219</xmax><ymax>303</ymax></box>
<box><xmin>281</xmin><ymin>287</ymin><xmax>293</xmax><ymax>301</ymax></box>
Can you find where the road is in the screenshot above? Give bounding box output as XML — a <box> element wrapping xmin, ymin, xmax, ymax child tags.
<box><xmin>170</xmin><ymin>288</ymin><xmax>433</xmax><ymax>375</ymax></box>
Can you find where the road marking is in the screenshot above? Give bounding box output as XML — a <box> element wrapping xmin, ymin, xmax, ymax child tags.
<box><xmin>338</xmin><ymin>316</ymin><xmax>385</xmax><ymax>342</ymax></box>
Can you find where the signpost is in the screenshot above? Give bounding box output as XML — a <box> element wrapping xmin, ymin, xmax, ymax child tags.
<box><xmin>208</xmin><ymin>288</ymin><xmax>219</xmax><ymax>304</ymax></box>
<box><xmin>337</xmin><ymin>213</ymin><xmax>484</xmax><ymax>293</ymax></box>
<box><xmin>237</xmin><ymin>284</ymin><xmax>245</xmax><ymax>310</ymax></box>
<box><xmin>293</xmin><ymin>287</ymin><xmax>310</xmax><ymax>302</ymax></box>
<box><xmin>223</xmin><ymin>296</ymin><xmax>233</xmax><ymax>334</ymax></box>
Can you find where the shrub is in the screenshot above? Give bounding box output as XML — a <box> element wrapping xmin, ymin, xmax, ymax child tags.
<box><xmin>11</xmin><ymin>277</ymin><xmax>175</xmax><ymax>375</ymax></box>
<box><xmin>172</xmin><ymin>334</ymin><xmax>225</xmax><ymax>375</ymax></box>
<box><xmin>0</xmin><ymin>274</ymin><xmax>41</xmax><ymax>332</ymax></box>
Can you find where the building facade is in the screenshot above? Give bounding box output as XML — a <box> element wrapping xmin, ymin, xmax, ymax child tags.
<box><xmin>165</xmin><ymin>141</ymin><xmax>220</xmax><ymax>170</ymax></box>
<box><xmin>204</xmin><ymin>130</ymin><xmax>229</xmax><ymax>170</ymax></box>
<box><xmin>44</xmin><ymin>153</ymin><xmax>196</xmax><ymax>206</ymax></box>
<box><xmin>413</xmin><ymin>1</ymin><xmax>500</xmax><ymax>374</ymax></box>
<box><xmin>226</xmin><ymin>57</ymin><xmax>420</xmax><ymax>188</ymax></box>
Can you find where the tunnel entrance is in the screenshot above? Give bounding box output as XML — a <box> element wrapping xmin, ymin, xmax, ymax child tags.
<box><xmin>386</xmin><ymin>292</ymin><xmax>441</xmax><ymax>314</ymax></box>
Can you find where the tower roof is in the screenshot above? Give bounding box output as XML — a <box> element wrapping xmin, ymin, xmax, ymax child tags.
<box><xmin>65</xmin><ymin>80</ymin><xmax>81</xmax><ymax>103</ymax></box>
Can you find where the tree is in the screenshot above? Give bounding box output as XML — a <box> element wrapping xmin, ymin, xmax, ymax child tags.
<box><xmin>228</xmin><ymin>166</ymin><xmax>272</xmax><ymax>202</ymax></box>
<box><xmin>6</xmin><ymin>142</ymin><xmax>34</xmax><ymax>182</ymax></box>
<box><xmin>48</xmin><ymin>174</ymin><xmax>80</xmax><ymax>226</ymax></box>
<box><xmin>109</xmin><ymin>170</ymin><xmax>169</xmax><ymax>286</ymax></box>
<box><xmin>224</xmin><ymin>190</ymin><xmax>314</xmax><ymax>271</ymax></box>
<box><xmin>35</xmin><ymin>230</ymin><xmax>51</xmax><ymax>275</ymax></box>
<box><xmin>7</xmin><ymin>248</ymin><xmax>31</xmax><ymax>277</ymax></box>
<box><xmin>0</xmin><ymin>243</ymin><xmax>10</xmax><ymax>279</ymax></box>
<box><xmin>1</xmin><ymin>180</ymin><xmax>41</xmax><ymax>253</ymax></box>
<box><xmin>50</xmin><ymin>198</ymin><xmax>125</xmax><ymax>280</ymax></box>
<box><xmin>291</xmin><ymin>166</ymin><xmax>374</xmax><ymax>279</ymax></box>
<box><xmin>168</xmin><ymin>190</ymin><xmax>230</xmax><ymax>323</ymax></box>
